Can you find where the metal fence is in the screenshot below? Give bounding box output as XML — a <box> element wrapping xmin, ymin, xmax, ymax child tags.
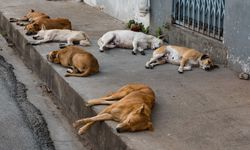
<box><xmin>172</xmin><ymin>0</ymin><xmax>225</xmax><ymax>41</ymax></box>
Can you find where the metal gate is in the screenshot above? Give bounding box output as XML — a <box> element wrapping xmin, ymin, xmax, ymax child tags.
<box><xmin>172</xmin><ymin>0</ymin><xmax>225</xmax><ymax>41</ymax></box>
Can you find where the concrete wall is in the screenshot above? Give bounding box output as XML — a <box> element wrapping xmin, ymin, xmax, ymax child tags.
<box><xmin>224</xmin><ymin>0</ymin><xmax>250</xmax><ymax>74</ymax></box>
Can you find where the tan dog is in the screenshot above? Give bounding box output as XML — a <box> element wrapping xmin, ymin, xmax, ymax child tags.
<box><xmin>9</xmin><ymin>9</ymin><xmax>49</xmax><ymax>26</ymax></box>
<box><xmin>145</xmin><ymin>45</ymin><xmax>218</xmax><ymax>73</ymax></box>
<box><xmin>25</xmin><ymin>18</ymin><xmax>72</xmax><ymax>35</ymax></box>
<box><xmin>47</xmin><ymin>46</ymin><xmax>99</xmax><ymax>77</ymax></box>
<box><xmin>73</xmin><ymin>83</ymin><xmax>155</xmax><ymax>135</ymax></box>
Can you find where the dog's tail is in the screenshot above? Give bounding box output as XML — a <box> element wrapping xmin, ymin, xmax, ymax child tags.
<box><xmin>65</xmin><ymin>67</ymin><xmax>94</xmax><ymax>77</ymax></box>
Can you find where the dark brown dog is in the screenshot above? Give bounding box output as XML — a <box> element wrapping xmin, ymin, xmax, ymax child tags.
<box><xmin>47</xmin><ymin>46</ymin><xmax>99</xmax><ymax>77</ymax></box>
<box><xmin>73</xmin><ymin>83</ymin><xmax>155</xmax><ymax>134</ymax></box>
<box><xmin>25</xmin><ymin>18</ymin><xmax>72</xmax><ymax>35</ymax></box>
<box><xmin>9</xmin><ymin>9</ymin><xmax>49</xmax><ymax>26</ymax></box>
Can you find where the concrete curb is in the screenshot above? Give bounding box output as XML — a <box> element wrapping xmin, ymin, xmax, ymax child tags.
<box><xmin>0</xmin><ymin>12</ymin><xmax>129</xmax><ymax>150</ymax></box>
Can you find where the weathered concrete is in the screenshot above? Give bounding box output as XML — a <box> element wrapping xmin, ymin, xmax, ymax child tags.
<box><xmin>224</xmin><ymin>0</ymin><xmax>250</xmax><ymax>74</ymax></box>
<box><xmin>1</xmin><ymin>0</ymin><xmax>250</xmax><ymax>150</ymax></box>
<box><xmin>0</xmin><ymin>55</ymin><xmax>54</xmax><ymax>150</ymax></box>
<box><xmin>0</xmin><ymin>34</ymin><xmax>90</xmax><ymax>150</ymax></box>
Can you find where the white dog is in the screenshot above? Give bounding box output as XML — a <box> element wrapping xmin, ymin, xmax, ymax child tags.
<box><xmin>97</xmin><ymin>30</ymin><xmax>163</xmax><ymax>55</ymax></box>
<box><xmin>29</xmin><ymin>25</ymin><xmax>90</xmax><ymax>48</ymax></box>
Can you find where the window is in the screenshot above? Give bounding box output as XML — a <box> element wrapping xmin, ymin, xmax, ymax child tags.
<box><xmin>172</xmin><ymin>0</ymin><xmax>225</xmax><ymax>41</ymax></box>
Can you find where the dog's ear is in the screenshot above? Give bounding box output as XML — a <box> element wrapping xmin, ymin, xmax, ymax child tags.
<box><xmin>201</xmin><ymin>54</ymin><xmax>210</xmax><ymax>60</ymax></box>
<box><xmin>41</xmin><ymin>24</ymin><xmax>46</xmax><ymax>30</ymax></box>
<box><xmin>137</xmin><ymin>104</ymin><xmax>146</xmax><ymax>114</ymax></box>
<box><xmin>30</xmin><ymin>9</ymin><xmax>35</xmax><ymax>12</ymax></box>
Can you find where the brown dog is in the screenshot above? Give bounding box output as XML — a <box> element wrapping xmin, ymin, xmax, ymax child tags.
<box><xmin>47</xmin><ymin>46</ymin><xmax>99</xmax><ymax>77</ymax></box>
<box><xmin>73</xmin><ymin>83</ymin><xmax>155</xmax><ymax>135</ymax></box>
<box><xmin>9</xmin><ymin>9</ymin><xmax>49</xmax><ymax>26</ymax></box>
<box><xmin>25</xmin><ymin>18</ymin><xmax>72</xmax><ymax>35</ymax></box>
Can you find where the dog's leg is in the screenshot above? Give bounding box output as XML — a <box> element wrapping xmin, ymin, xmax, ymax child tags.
<box><xmin>183</xmin><ymin>65</ymin><xmax>192</xmax><ymax>71</ymax></box>
<box><xmin>79</xmin><ymin>40</ymin><xmax>91</xmax><ymax>47</ymax></box>
<box><xmin>29</xmin><ymin>36</ymin><xmax>51</xmax><ymax>45</ymax></box>
<box><xmin>86</xmin><ymin>91</ymin><xmax>130</xmax><ymax>107</ymax></box>
<box><xmin>145</xmin><ymin>54</ymin><xmax>165</xmax><ymax>69</ymax></box>
<box><xmin>132</xmin><ymin>40</ymin><xmax>138</xmax><ymax>55</ymax></box>
<box><xmin>99</xmin><ymin>33</ymin><xmax>115</xmax><ymax>52</ymax></box>
<box><xmin>86</xmin><ymin>99</ymin><xmax>117</xmax><ymax>107</ymax></box>
<box><xmin>150</xmin><ymin>59</ymin><xmax>167</xmax><ymax>68</ymax></box>
<box><xmin>137</xmin><ymin>47</ymin><xmax>146</xmax><ymax>55</ymax></box>
<box><xmin>73</xmin><ymin>113</ymin><xmax>113</xmax><ymax>134</ymax></box>
<box><xmin>178</xmin><ymin>58</ymin><xmax>189</xmax><ymax>73</ymax></box>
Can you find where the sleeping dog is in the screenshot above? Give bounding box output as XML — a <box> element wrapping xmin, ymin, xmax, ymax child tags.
<box><xmin>73</xmin><ymin>83</ymin><xmax>155</xmax><ymax>134</ymax></box>
<box><xmin>145</xmin><ymin>45</ymin><xmax>218</xmax><ymax>73</ymax></box>
<box><xmin>47</xmin><ymin>46</ymin><xmax>99</xmax><ymax>77</ymax></box>
<box><xmin>9</xmin><ymin>9</ymin><xmax>49</xmax><ymax>26</ymax></box>
<box><xmin>25</xmin><ymin>18</ymin><xmax>71</xmax><ymax>35</ymax></box>
<box><xmin>98</xmin><ymin>30</ymin><xmax>163</xmax><ymax>55</ymax></box>
<box><xmin>29</xmin><ymin>25</ymin><xmax>90</xmax><ymax>47</ymax></box>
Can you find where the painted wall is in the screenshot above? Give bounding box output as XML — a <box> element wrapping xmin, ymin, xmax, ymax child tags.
<box><xmin>224</xmin><ymin>0</ymin><xmax>250</xmax><ymax>74</ymax></box>
<box><xmin>85</xmin><ymin>0</ymin><xmax>150</xmax><ymax>27</ymax></box>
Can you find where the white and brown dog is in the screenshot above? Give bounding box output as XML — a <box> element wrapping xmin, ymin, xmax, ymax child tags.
<box><xmin>145</xmin><ymin>45</ymin><xmax>218</xmax><ymax>73</ymax></box>
<box><xmin>29</xmin><ymin>25</ymin><xmax>90</xmax><ymax>48</ymax></box>
<box><xmin>97</xmin><ymin>30</ymin><xmax>163</xmax><ymax>55</ymax></box>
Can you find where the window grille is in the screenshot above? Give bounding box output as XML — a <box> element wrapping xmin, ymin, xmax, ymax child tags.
<box><xmin>172</xmin><ymin>0</ymin><xmax>225</xmax><ymax>41</ymax></box>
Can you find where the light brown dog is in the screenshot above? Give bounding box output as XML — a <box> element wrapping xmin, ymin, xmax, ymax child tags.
<box><xmin>47</xmin><ymin>46</ymin><xmax>99</xmax><ymax>77</ymax></box>
<box><xmin>73</xmin><ymin>83</ymin><xmax>155</xmax><ymax>135</ymax></box>
<box><xmin>145</xmin><ymin>45</ymin><xmax>218</xmax><ymax>73</ymax></box>
<box><xmin>9</xmin><ymin>9</ymin><xmax>49</xmax><ymax>26</ymax></box>
<box><xmin>25</xmin><ymin>18</ymin><xmax>72</xmax><ymax>35</ymax></box>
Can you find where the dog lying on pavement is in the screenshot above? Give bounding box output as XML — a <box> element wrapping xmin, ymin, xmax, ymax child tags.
<box><xmin>47</xmin><ymin>46</ymin><xmax>99</xmax><ymax>77</ymax></box>
<box><xmin>9</xmin><ymin>9</ymin><xmax>50</xmax><ymax>26</ymax></box>
<box><xmin>73</xmin><ymin>83</ymin><xmax>155</xmax><ymax>134</ymax></box>
<box><xmin>29</xmin><ymin>26</ymin><xmax>90</xmax><ymax>47</ymax></box>
<box><xmin>25</xmin><ymin>18</ymin><xmax>72</xmax><ymax>35</ymax></box>
<box><xmin>145</xmin><ymin>45</ymin><xmax>218</xmax><ymax>73</ymax></box>
<box><xmin>97</xmin><ymin>30</ymin><xmax>163</xmax><ymax>55</ymax></box>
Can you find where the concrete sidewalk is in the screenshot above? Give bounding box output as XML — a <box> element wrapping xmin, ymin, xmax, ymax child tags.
<box><xmin>1</xmin><ymin>0</ymin><xmax>250</xmax><ymax>149</ymax></box>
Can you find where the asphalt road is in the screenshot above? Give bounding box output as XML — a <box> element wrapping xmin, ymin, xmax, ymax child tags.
<box><xmin>0</xmin><ymin>55</ymin><xmax>54</xmax><ymax>150</ymax></box>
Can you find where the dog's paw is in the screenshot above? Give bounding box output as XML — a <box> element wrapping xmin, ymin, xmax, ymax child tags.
<box><xmin>66</xmin><ymin>68</ymin><xmax>73</xmax><ymax>73</ymax></box>
<box><xmin>28</xmin><ymin>41</ymin><xmax>38</xmax><ymax>45</ymax></box>
<box><xmin>85</xmin><ymin>103</ymin><xmax>92</xmax><ymax>107</ymax></box>
<box><xmin>140</xmin><ymin>51</ymin><xmax>145</xmax><ymax>55</ymax></box>
<box><xmin>145</xmin><ymin>65</ymin><xmax>154</xmax><ymax>69</ymax></box>
<box><xmin>9</xmin><ymin>18</ymin><xmax>17</xmax><ymax>22</ymax></box>
<box><xmin>178</xmin><ymin>70</ymin><xmax>184</xmax><ymax>74</ymax></box>
<box><xmin>239</xmin><ymin>72</ymin><xmax>249</xmax><ymax>80</ymax></box>
<box><xmin>132</xmin><ymin>51</ymin><xmax>136</xmax><ymax>55</ymax></box>
<box><xmin>59</xmin><ymin>43</ymin><xmax>67</xmax><ymax>49</ymax></box>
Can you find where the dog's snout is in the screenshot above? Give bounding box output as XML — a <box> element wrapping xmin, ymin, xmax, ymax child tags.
<box><xmin>205</xmin><ymin>67</ymin><xmax>210</xmax><ymax>71</ymax></box>
<box><xmin>33</xmin><ymin>36</ymin><xmax>37</xmax><ymax>40</ymax></box>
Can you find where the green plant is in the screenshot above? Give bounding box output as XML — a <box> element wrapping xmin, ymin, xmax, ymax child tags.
<box><xmin>156</xmin><ymin>27</ymin><xmax>162</xmax><ymax>38</ymax></box>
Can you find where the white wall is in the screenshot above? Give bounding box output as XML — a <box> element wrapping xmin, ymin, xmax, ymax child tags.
<box><xmin>84</xmin><ymin>0</ymin><xmax>150</xmax><ymax>27</ymax></box>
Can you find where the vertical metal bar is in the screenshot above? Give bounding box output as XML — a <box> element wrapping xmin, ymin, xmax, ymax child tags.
<box><xmin>178</xmin><ymin>0</ymin><xmax>181</xmax><ymax>24</ymax></box>
<box><xmin>197</xmin><ymin>0</ymin><xmax>200</xmax><ymax>32</ymax></box>
<box><xmin>202</xmin><ymin>0</ymin><xmax>205</xmax><ymax>34</ymax></box>
<box><xmin>192</xmin><ymin>0</ymin><xmax>195</xmax><ymax>30</ymax></box>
